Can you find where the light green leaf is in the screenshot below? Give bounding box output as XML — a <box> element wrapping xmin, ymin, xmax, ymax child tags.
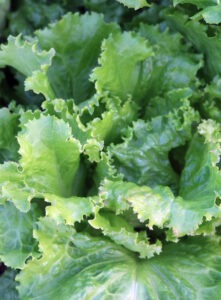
<box><xmin>0</xmin><ymin>269</ymin><xmax>19</xmax><ymax>300</ymax></box>
<box><xmin>89</xmin><ymin>211</ymin><xmax>161</xmax><ymax>258</ymax></box>
<box><xmin>17</xmin><ymin>220</ymin><xmax>221</xmax><ymax>300</ymax></box>
<box><xmin>0</xmin><ymin>35</ymin><xmax>55</xmax><ymax>99</ymax></box>
<box><xmin>91</xmin><ymin>31</ymin><xmax>153</xmax><ymax>103</ymax></box>
<box><xmin>116</xmin><ymin>0</ymin><xmax>149</xmax><ymax>10</ymax></box>
<box><xmin>0</xmin><ymin>162</ymin><xmax>34</xmax><ymax>212</ymax></box>
<box><xmin>88</xmin><ymin>97</ymin><xmax>138</xmax><ymax>144</ymax></box>
<box><xmin>192</xmin><ymin>5</ymin><xmax>221</xmax><ymax>24</ymax></box>
<box><xmin>18</xmin><ymin>115</ymin><xmax>82</xmax><ymax>197</ymax></box>
<box><xmin>36</xmin><ymin>12</ymin><xmax>119</xmax><ymax>102</ymax></box>
<box><xmin>45</xmin><ymin>194</ymin><xmax>97</xmax><ymax>225</ymax></box>
<box><xmin>0</xmin><ymin>202</ymin><xmax>41</xmax><ymax>268</ymax></box>
<box><xmin>100</xmin><ymin>175</ymin><xmax>221</xmax><ymax>237</ymax></box>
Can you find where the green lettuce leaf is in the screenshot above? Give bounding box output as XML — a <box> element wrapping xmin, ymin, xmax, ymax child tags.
<box><xmin>18</xmin><ymin>115</ymin><xmax>82</xmax><ymax>197</ymax></box>
<box><xmin>193</xmin><ymin>6</ymin><xmax>221</xmax><ymax>24</ymax></box>
<box><xmin>35</xmin><ymin>12</ymin><xmax>119</xmax><ymax>102</ymax></box>
<box><xmin>102</xmin><ymin>119</ymin><xmax>221</xmax><ymax>237</ymax></box>
<box><xmin>91</xmin><ymin>31</ymin><xmax>153</xmax><ymax>103</ymax></box>
<box><xmin>116</xmin><ymin>0</ymin><xmax>149</xmax><ymax>10</ymax></box>
<box><xmin>0</xmin><ymin>35</ymin><xmax>55</xmax><ymax>99</ymax></box>
<box><xmin>0</xmin><ymin>269</ymin><xmax>19</xmax><ymax>300</ymax></box>
<box><xmin>0</xmin><ymin>108</ymin><xmax>19</xmax><ymax>162</ymax></box>
<box><xmin>89</xmin><ymin>211</ymin><xmax>161</xmax><ymax>258</ymax></box>
<box><xmin>173</xmin><ymin>0</ymin><xmax>217</xmax><ymax>8</ymax></box>
<box><xmin>6</xmin><ymin>0</ymin><xmax>65</xmax><ymax>36</ymax></box>
<box><xmin>45</xmin><ymin>194</ymin><xmax>97</xmax><ymax>225</ymax></box>
<box><xmin>109</xmin><ymin>99</ymin><xmax>198</xmax><ymax>190</ymax></box>
<box><xmin>17</xmin><ymin>218</ymin><xmax>221</xmax><ymax>299</ymax></box>
<box><xmin>0</xmin><ymin>202</ymin><xmax>41</xmax><ymax>268</ymax></box>
<box><xmin>165</xmin><ymin>10</ymin><xmax>221</xmax><ymax>79</ymax></box>
<box><xmin>201</xmin><ymin>76</ymin><xmax>221</xmax><ymax>122</ymax></box>
<box><xmin>138</xmin><ymin>24</ymin><xmax>202</xmax><ymax>98</ymax></box>
<box><xmin>0</xmin><ymin>114</ymin><xmax>82</xmax><ymax>211</ymax></box>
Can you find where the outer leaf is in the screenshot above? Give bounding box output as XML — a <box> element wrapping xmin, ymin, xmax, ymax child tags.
<box><xmin>91</xmin><ymin>31</ymin><xmax>153</xmax><ymax>103</ymax></box>
<box><xmin>0</xmin><ymin>269</ymin><xmax>19</xmax><ymax>300</ymax></box>
<box><xmin>17</xmin><ymin>220</ymin><xmax>221</xmax><ymax>299</ymax></box>
<box><xmin>0</xmin><ymin>202</ymin><xmax>41</xmax><ymax>268</ymax></box>
<box><xmin>0</xmin><ymin>35</ymin><xmax>54</xmax><ymax>78</ymax></box>
<box><xmin>89</xmin><ymin>211</ymin><xmax>161</xmax><ymax>258</ymax></box>
<box><xmin>116</xmin><ymin>0</ymin><xmax>149</xmax><ymax>10</ymax></box>
<box><xmin>0</xmin><ymin>35</ymin><xmax>55</xmax><ymax>99</ymax></box>
<box><xmin>35</xmin><ymin>13</ymin><xmax>119</xmax><ymax>102</ymax></box>
<box><xmin>18</xmin><ymin>115</ymin><xmax>82</xmax><ymax>197</ymax></box>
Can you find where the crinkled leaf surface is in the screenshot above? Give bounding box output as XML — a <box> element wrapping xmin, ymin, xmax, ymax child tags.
<box><xmin>0</xmin><ymin>35</ymin><xmax>54</xmax><ymax>78</ymax></box>
<box><xmin>45</xmin><ymin>194</ymin><xmax>96</xmax><ymax>225</ymax></box>
<box><xmin>102</xmin><ymin>120</ymin><xmax>221</xmax><ymax>236</ymax></box>
<box><xmin>0</xmin><ymin>202</ymin><xmax>41</xmax><ymax>268</ymax></box>
<box><xmin>0</xmin><ymin>35</ymin><xmax>55</xmax><ymax>99</ymax></box>
<box><xmin>36</xmin><ymin>13</ymin><xmax>119</xmax><ymax>102</ymax></box>
<box><xmin>110</xmin><ymin>99</ymin><xmax>198</xmax><ymax>190</ymax></box>
<box><xmin>138</xmin><ymin>24</ymin><xmax>202</xmax><ymax>98</ymax></box>
<box><xmin>17</xmin><ymin>218</ymin><xmax>221</xmax><ymax>300</ymax></box>
<box><xmin>89</xmin><ymin>211</ymin><xmax>161</xmax><ymax>258</ymax></box>
<box><xmin>91</xmin><ymin>31</ymin><xmax>153</xmax><ymax>103</ymax></box>
<box><xmin>18</xmin><ymin>115</ymin><xmax>81</xmax><ymax>197</ymax></box>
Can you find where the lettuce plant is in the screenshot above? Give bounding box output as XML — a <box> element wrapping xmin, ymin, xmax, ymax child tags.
<box><xmin>0</xmin><ymin>0</ymin><xmax>221</xmax><ymax>299</ymax></box>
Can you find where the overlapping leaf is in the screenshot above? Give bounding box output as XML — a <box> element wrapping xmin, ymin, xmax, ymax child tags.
<box><xmin>91</xmin><ymin>31</ymin><xmax>153</xmax><ymax>103</ymax></box>
<box><xmin>165</xmin><ymin>10</ymin><xmax>221</xmax><ymax>78</ymax></box>
<box><xmin>35</xmin><ymin>13</ymin><xmax>119</xmax><ymax>102</ymax></box>
<box><xmin>0</xmin><ymin>202</ymin><xmax>42</xmax><ymax>268</ymax></box>
<box><xmin>17</xmin><ymin>218</ymin><xmax>221</xmax><ymax>300</ymax></box>
<box><xmin>89</xmin><ymin>211</ymin><xmax>161</xmax><ymax>258</ymax></box>
<box><xmin>109</xmin><ymin>98</ymin><xmax>198</xmax><ymax>190</ymax></box>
